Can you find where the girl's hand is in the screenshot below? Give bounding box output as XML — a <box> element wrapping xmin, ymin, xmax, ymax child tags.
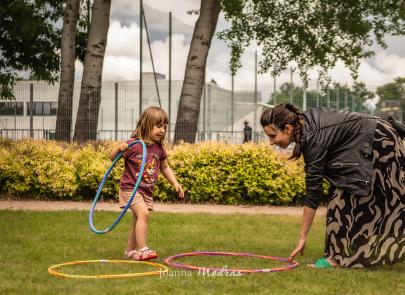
<box><xmin>110</xmin><ymin>142</ymin><xmax>129</xmax><ymax>161</ymax></box>
<box><xmin>288</xmin><ymin>237</ymin><xmax>306</xmax><ymax>262</ymax></box>
<box><xmin>174</xmin><ymin>183</ymin><xmax>184</xmax><ymax>199</ymax></box>
<box><xmin>119</xmin><ymin>142</ymin><xmax>129</xmax><ymax>152</ymax></box>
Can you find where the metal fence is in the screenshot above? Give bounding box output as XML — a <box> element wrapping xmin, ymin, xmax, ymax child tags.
<box><xmin>0</xmin><ymin>80</ymin><xmax>403</xmax><ymax>143</ymax></box>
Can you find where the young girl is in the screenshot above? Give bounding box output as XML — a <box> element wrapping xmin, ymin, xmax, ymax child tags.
<box><xmin>110</xmin><ymin>106</ymin><xmax>184</xmax><ymax>261</ymax></box>
<box><xmin>260</xmin><ymin>103</ymin><xmax>405</xmax><ymax>268</ymax></box>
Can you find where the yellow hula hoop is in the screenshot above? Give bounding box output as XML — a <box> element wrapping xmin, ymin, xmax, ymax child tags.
<box><xmin>48</xmin><ymin>259</ymin><xmax>169</xmax><ymax>279</ymax></box>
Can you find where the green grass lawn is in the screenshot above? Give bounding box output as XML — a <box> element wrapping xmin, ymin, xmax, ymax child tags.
<box><xmin>0</xmin><ymin>210</ymin><xmax>404</xmax><ymax>294</ymax></box>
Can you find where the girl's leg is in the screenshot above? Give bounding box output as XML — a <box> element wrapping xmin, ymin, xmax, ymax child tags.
<box><xmin>126</xmin><ymin>209</ymin><xmax>138</xmax><ymax>252</ymax></box>
<box><xmin>131</xmin><ymin>200</ymin><xmax>150</xmax><ymax>250</ymax></box>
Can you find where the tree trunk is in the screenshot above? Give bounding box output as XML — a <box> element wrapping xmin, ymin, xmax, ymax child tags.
<box><xmin>73</xmin><ymin>0</ymin><xmax>111</xmax><ymax>142</ymax></box>
<box><xmin>55</xmin><ymin>0</ymin><xmax>80</xmax><ymax>141</ymax></box>
<box><xmin>173</xmin><ymin>0</ymin><xmax>221</xmax><ymax>143</ymax></box>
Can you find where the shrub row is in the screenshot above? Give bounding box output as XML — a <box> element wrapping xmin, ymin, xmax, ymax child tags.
<box><xmin>0</xmin><ymin>138</ymin><xmax>313</xmax><ymax>205</ymax></box>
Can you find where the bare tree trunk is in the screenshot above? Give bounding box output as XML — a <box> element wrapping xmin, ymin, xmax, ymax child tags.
<box><xmin>173</xmin><ymin>0</ymin><xmax>221</xmax><ymax>143</ymax></box>
<box><xmin>55</xmin><ymin>0</ymin><xmax>80</xmax><ymax>141</ymax></box>
<box><xmin>74</xmin><ymin>0</ymin><xmax>111</xmax><ymax>142</ymax></box>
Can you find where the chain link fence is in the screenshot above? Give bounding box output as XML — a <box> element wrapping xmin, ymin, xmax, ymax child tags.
<box><xmin>0</xmin><ymin>80</ymin><xmax>403</xmax><ymax>143</ymax></box>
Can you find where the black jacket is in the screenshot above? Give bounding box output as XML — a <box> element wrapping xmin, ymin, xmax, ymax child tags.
<box><xmin>300</xmin><ymin>108</ymin><xmax>378</xmax><ymax>209</ymax></box>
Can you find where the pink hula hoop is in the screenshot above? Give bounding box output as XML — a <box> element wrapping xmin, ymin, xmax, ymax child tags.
<box><xmin>164</xmin><ymin>251</ymin><xmax>299</xmax><ymax>274</ymax></box>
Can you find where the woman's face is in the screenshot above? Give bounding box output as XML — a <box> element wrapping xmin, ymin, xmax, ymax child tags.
<box><xmin>263</xmin><ymin>124</ymin><xmax>294</xmax><ymax>149</ymax></box>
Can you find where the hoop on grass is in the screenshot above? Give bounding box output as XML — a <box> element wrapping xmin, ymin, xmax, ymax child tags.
<box><xmin>48</xmin><ymin>259</ymin><xmax>168</xmax><ymax>279</ymax></box>
<box><xmin>164</xmin><ymin>251</ymin><xmax>299</xmax><ymax>274</ymax></box>
<box><xmin>89</xmin><ymin>140</ymin><xmax>147</xmax><ymax>234</ymax></box>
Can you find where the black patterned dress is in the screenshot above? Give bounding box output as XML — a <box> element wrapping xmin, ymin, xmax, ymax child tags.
<box><xmin>325</xmin><ymin>120</ymin><xmax>405</xmax><ymax>267</ymax></box>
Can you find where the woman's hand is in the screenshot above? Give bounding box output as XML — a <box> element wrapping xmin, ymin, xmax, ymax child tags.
<box><xmin>288</xmin><ymin>237</ymin><xmax>306</xmax><ymax>262</ymax></box>
<box><xmin>174</xmin><ymin>183</ymin><xmax>184</xmax><ymax>199</ymax></box>
<box><xmin>289</xmin><ymin>206</ymin><xmax>316</xmax><ymax>262</ymax></box>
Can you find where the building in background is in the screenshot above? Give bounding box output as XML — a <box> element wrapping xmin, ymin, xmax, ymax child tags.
<box><xmin>0</xmin><ymin>80</ymin><xmax>262</xmax><ymax>143</ymax></box>
<box><xmin>142</xmin><ymin>72</ymin><xmax>166</xmax><ymax>80</ymax></box>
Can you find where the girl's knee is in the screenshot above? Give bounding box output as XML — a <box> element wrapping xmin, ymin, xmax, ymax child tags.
<box><xmin>136</xmin><ymin>209</ymin><xmax>150</xmax><ymax>221</ymax></box>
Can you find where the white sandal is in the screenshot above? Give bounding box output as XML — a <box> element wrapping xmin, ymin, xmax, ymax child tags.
<box><xmin>135</xmin><ymin>247</ymin><xmax>158</xmax><ymax>261</ymax></box>
<box><xmin>124</xmin><ymin>249</ymin><xmax>137</xmax><ymax>260</ymax></box>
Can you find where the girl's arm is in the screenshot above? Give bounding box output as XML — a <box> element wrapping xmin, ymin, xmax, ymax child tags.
<box><xmin>160</xmin><ymin>159</ymin><xmax>184</xmax><ymax>198</ymax></box>
<box><xmin>109</xmin><ymin>142</ymin><xmax>128</xmax><ymax>161</ymax></box>
<box><xmin>288</xmin><ymin>206</ymin><xmax>317</xmax><ymax>261</ymax></box>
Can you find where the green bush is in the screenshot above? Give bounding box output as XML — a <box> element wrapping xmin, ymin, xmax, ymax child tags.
<box><xmin>73</xmin><ymin>142</ymin><xmax>123</xmax><ymax>200</ymax></box>
<box><xmin>0</xmin><ymin>138</ymin><xmax>313</xmax><ymax>205</ymax></box>
<box><xmin>0</xmin><ymin>139</ymin><xmax>77</xmax><ymax>199</ymax></box>
<box><xmin>155</xmin><ymin>142</ymin><xmax>306</xmax><ymax>205</ymax></box>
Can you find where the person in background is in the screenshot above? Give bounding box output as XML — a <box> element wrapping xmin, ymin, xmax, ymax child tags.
<box><xmin>243</xmin><ymin>120</ymin><xmax>252</xmax><ymax>143</ymax></box>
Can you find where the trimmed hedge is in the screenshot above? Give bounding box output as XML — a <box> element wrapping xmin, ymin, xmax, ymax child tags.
<box><xmin>155</xmin><ymin>142</ymin><xmax>307</xmax><ymax>205</ymax></box>
<box><xmin>0</xmin><ymin>138</ymin><xmax>315</xmax><ymax>205</ymax></box>
<box><xmin>0</xmin><ymin>138</ymin><xmax>121</xmax><ymax>200</ymax></box>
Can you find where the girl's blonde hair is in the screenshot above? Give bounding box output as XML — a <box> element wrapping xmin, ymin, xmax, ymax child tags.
<box><xmin>131</xmin><ymin>106</ymin><xmax>168</xmax><ymax>145</ymax></box>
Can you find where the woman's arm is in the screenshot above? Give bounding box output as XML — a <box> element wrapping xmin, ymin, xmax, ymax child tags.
<box><xmin>160</xmin><ymin>159</ymin><xmax>184</xmax><ymax>198</ymax></box>
<box><xmin>109</xmin><ymin>142</ymin><xmax>128</xmax><ymax>161</ymax></box>
<box><xmin>289</xmin><ymin>206</ymin><xmax>317</xmax><ymax>261</ymax></box>
<box><xmin>288</xmin><ymin>143</ymin><xmax>325</xmax><ymax>261</ymax></box>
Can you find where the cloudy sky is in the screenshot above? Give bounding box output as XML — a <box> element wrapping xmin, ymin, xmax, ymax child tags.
<box><xmin>75</xmin><ymin>0</ymin><xmax>405</xmax><ymax>92</ymax></box>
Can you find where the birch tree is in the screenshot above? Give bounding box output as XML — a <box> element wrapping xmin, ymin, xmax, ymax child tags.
<box><xmin>55</xmin><ymin>0</ymin><xmax>81</xmax><ymax>141</ymax></box>
<box><xmin>74</xmin><ymin>0</ymin><xmax>111</xmax><ymax>142</ymax></box>
<box><xmin>174</xmin><ymin>0</ymin><xmax>221</xmax><ymax>143</ymax></box>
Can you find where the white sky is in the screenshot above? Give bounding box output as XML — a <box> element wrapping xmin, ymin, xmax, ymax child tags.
<box><xmin>75</xmin><ymin>0</ymin><xmax>405</xmax><ymax>92</ymax></box>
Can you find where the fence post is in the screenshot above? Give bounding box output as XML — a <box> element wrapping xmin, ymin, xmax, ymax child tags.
<box><xmin>29</xmin><ymin>83</ymin><xmax>34</xmax><ymax>138</ymax></box>
<box><xmin>345</xmin><ymin>90</ymin><xmax>348</xmax><ymax>110</ymax></box>
<box><xmin>203</xmin><ymin>81</ymin><xmax>206</xmax><ymax>141</ymax></box>
<box><xmin>336</xmin><ymin>89</ymin><xmax>340</xmax><ymax>110</ymax></box>
<box><xmin>231</xmin><ymin>74</ymin><xmax>234</xmax><ymax>136</ymax></box>
<box><xmin>139</xmin><ymin>0</ymin><xmax>143</xmax><ymax>117</ymax></box>
<box><xmin>115</xmin><ymin>82</ymin><xmax>118</xmax><ymax>140</ymax></box>
<box><xmin>14</xmin><ymin>100</ymin><xmax>17</xmax><ymax>137</ymax></box>
<box><xmin>254</xmin><ymin>51</ymin><xmax>258</xmax><ymax>142</ymax></box>
<box><xmin>208</xmin><ymin>84</ymin><xmax>211</xmax><ymax>140</ymax></box>
<box><xmin>168</xmin><ymin>11</ymin><xmax>172</xmax><ymax>142</ymax></box>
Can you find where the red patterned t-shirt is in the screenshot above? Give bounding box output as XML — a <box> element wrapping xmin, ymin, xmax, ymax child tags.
<box><xmin>119</xmin><ymin>139</ymin><xmax>167</xmax><ymax>198</ymax></box>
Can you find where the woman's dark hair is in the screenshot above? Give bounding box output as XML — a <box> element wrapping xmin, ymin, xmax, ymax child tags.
<box><xmin>260</xmin><ymin>103</ymin><xmax>304</xmax><ymax>160</ymax></box>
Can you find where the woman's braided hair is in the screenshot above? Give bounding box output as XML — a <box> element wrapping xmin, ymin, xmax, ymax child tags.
<box><xmin>260</xmin><ymin>103</ymin><xmax>304</xmax><ymax>159</ymax></box>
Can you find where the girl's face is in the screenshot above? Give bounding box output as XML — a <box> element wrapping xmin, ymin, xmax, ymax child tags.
<box><xmin>263</xmin><ymin>124</ymin><xmax>294</xmax><ymax>149</ymax></box>
<box><xmin>151</xmin><ymin>123</ymin><xmax>166</xmax><ymax>142</ymax></box>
